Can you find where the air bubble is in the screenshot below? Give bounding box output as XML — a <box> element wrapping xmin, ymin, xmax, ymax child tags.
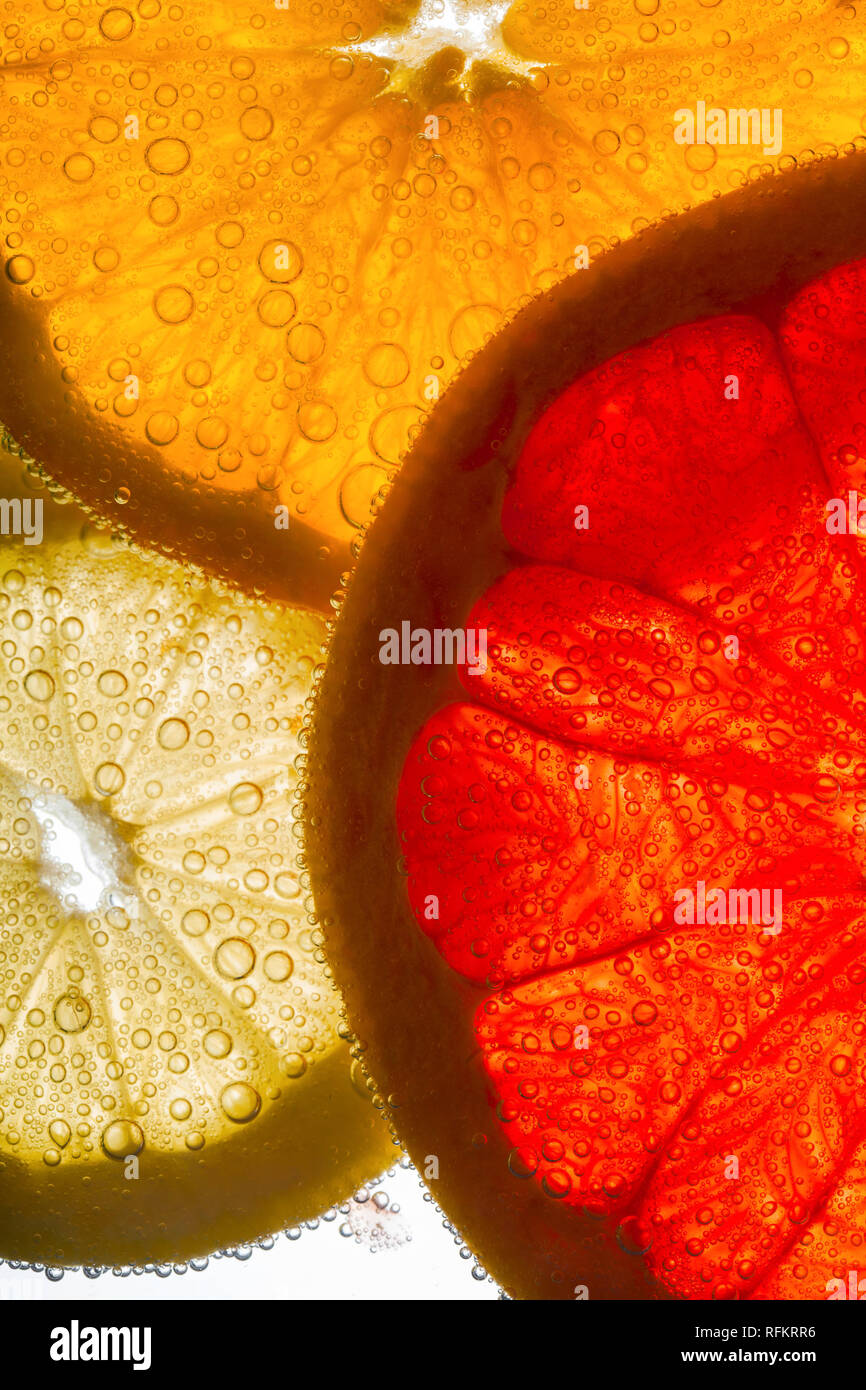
<box><xmin>229</xmin><ymin>782</ymin><xmax>263</xmax><ymax>816</ymax></box>
<box><xmin>220</xmin><ymin>1082</ymin><xmax>261</xmax><ymax>1124</ymax></box>
<box><xmin>145</xmin><ymin>138</ymin><xmax>191</xmax><ymax>175</ymax></box>
<box><xmin>24</xmin><ymin>669</ymin><xmax>55</xmax><ymax>702</ymax></box>
<box><xmin>102</xmin><ymin>1119</ymin><xmax>144</xmax><ymax>1158</ymax></box>
<box><xmin>53</xmin><ymin>992</ymin><xmax>92</xmax><ymax>1034</ymax></box>
<box><xmin>215</xmin><ymin>938</ymin><xmax>256</xmax><ymax>979</ymax></box>
<box><xmin>157</xmin><ymin>717</ymin><xmax>190</xmax><ymax>749</ymax></box>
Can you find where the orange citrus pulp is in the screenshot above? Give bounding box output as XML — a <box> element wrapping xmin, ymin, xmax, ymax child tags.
<box><xmin>1</xmin><ymin>1</ymin><xmax>864</xmax><ymax>603</ymax></box>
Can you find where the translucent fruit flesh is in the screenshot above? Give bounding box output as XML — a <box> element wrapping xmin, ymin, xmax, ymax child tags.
<box><xmin>0</xmin><ymin>451</ymin><xmax>391</xmax><ymax>1267</ymax></box>
<box><xmin>1</xmin><ymin>1</ymin><xmax>863</xmax><ymax>602</ymax></box>
<box><xmin>398</xmin><ymin>256</ymin><xmax>866</xmax><ymax>1301</ymax></box>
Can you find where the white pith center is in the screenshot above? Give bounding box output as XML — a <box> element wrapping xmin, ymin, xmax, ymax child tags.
<box><xmin>33</xmin><ymin>793</ymin><xmax>134</xmax><ymax>916</ymax></box>
<box><xmin>347</xmin><ymin>0</ymin><xmax>537</xmax><ymax>84</ymax></box>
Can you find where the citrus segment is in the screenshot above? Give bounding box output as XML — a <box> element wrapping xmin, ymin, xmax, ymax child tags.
<box><xmin>401</xmin><ymin>701</ymin><xmax>782</xmax><ymax>984</ymax></box>
<box><xmin>459</xmin><ymin>565</ymin><xmax>865</xmax><ymax>779</ymax></box>
<box><xmin>399</xmin><ymin>702</ymin><xmax>659</xmax><ymax>982</ymax></box>
<box><xmin>1</xmin><ymin>2</ymin><xmax>863</xmax><ymax>598</ymax></box>
<box><xmin>500</xmin><ymin>316</ymin><xmax>822</xmax><ymax>597</ymax></box>
<box><xmin>781</xmin><ymin>258</ymin><xmax>866</xmax><ymax>499</ymax></box>
<box><xmin>0</xmin><ymin>450</ymin><xmax>390</xmax><ymax>1266</ymax></box>
<box><xmin>637</xmin><ymin>944</ymin><xmax>866</xmax><ymax>1301</ymax></box>
<box><xmin>496</xmin><ymin>310</ymin><xmax>866</xmax><ymax>708</ymax></box>
<box><xmin>477</xmin><ymin>890</ymin><xmax>866</xmax><ymax>1300</ymax></box>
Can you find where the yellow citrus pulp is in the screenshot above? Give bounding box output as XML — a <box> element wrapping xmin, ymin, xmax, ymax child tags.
<box><xmin>0</xmin><ymin>437</ymin><xmax>391</xmax><ymax>1268</ymax></box>
<box><xmin>0</xmin><ymin>0</ymin><xmax>863</xmax><ymax>603</ymax></box>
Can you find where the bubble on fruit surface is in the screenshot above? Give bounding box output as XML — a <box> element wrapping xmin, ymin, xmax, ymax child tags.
<box><xmin>258</xmin><ymin>239</ymin><xmax>303</xmax><ymax>284</ymax></box>
<box><xmin>100</xmin><ymin>7</ymin><xmax>134</xmax><ymax>41</ymax></box>
<box><xmin>552</xmin><ymin>667</ymin><xmax>581</xmax><ymax>695</ymax></box>
<box><xmin>157</xmin><ymin>717</ymin><xmax>189</xmax><ymax>750</ymax></box>
<box><xmin>229</xmin><ymin>781</ymin><xmax>264</xmax><ymax>816</ymax></box>
<box><xmin>287</xmin><ymin>322</ymin><xmax>325</xmax><ymax>364</ymax></box>
<box><xmin>145</xmin><ymin>137</ymin><xmax>191</xmax><ymax>175</ymax></box>
<box><xmin>153</xmin><ymin>286</ymin><xmax>194</xmax><ymax>325</ymax></box>
<box><xmin>215</xmin><ymin>938</ymin><xmax>256</xmax><ymax>979</ymax></box>
<box><xmin>63</xmin><ymin>153</ymin><xmax>95</xmax><ymax>183</ymax></box>
<box><xmin>363</xmin><ymin>343</ymin><xmax>410</xmax><ymax>389</ymax></box>
<box><xmin>102</xmin><ymin>1119</ymin><xmax>145</xmax><ymax>1159</ymax></box>
<box><xmin>370</xmin><ymin>404</ymin><xmax>424</xmax><ymax>465</ymax></box>
<box><xmin>220</xmin><ymin>1082</ymin><xmax>261</xmax><ymax>1124</ymax></box>
<box><xmin>240</xmin><ymin>106</ymin><xmax>275</xmax><ymax>141</ymax></box>
<box><xmin>617</xmin><ymin>1215</ymin><xmax>653</xmax><ymax>1255</ymax></box>
<box><xmin>49</xmin><ymin>1121</ymin><xmax>71</xmax><ymax>1149</ymax></box>
<box><xmin>97</xmin><ymin>669</ymin><xmax>128</xmax><ymax>697</ymax></box>
<box><xmin>181</xmin><ymin>908</ymin><xmax>210</xmax><ymax>936</ymax></box>
<box><xmin>148</xmin><ymin>195</ymin><xmax>179</xmax><ymax>227</ymax></box>
<box><xmin>448</xmin><ymin>304</ymin><xmax>503</xmax><ymax>361</ymax></box>
<box><xmin>264</xmin><ymin>951</ymin><xmax>293</xmax><ymax>982</ymax></box>
<box><xmin>6</xmin><ymin>255</ymin><xmax>35</xmax><ymax>285</ymax></box>
<box><xmin>54</xmin><ymin>992</ymin><xmax>92</xmax><ymax>1034</ymax></box>
<box><xmin>508</xmin><ymin>1147</ymin><xmax>539</xmax><ymax>1178</ymax></box>
<box><xmin>685</xmin><ymin>143</ymin><xmax>717</xmax><ymax>173</ymax></box>
<box><xmin>298</xmin><ymin>402</ymin><xmax>338</xmax><ymax>443</ymax></box>
<box><xmin>24</xmin><ymin>669</ymin><xmax>55</xmax><ymax>701</ymax></box>
<box><xmin>339</xmin><ymin>463</ymin><xmax>390</xmax><ymax>529</ymax></box>
<box><xmin>204</xmin><ymin>1029</ymin><xmax>233</xmax><ymax>1058</ymax></box>
<box><xmin>257</xmin><ymin>290</ymin><xmax>296</xmax><ymax>328</ymax></box>
<box><xmin>94</xmin><ymin>761</ymin><xmax>126</xmax><ymax>795</ymax></box>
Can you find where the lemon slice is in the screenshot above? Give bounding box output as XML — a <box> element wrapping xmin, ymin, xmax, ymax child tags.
<box><xmin>0</xmin><ymin>441</ymin><xmax>391</xmax><ymax>1268</ymax></box>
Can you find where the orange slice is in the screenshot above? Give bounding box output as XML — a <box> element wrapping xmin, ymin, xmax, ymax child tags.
<box><xmin>306</xmin><ymin>152</ymin><xmax>866</xmax><ymax>1299</ymax></box>
<box><xmin>0</xmin><ymin>440</ymin><xmax>391</xmax><ymax>1268</ymax></box>
<box><xmin>1</xmin><ymin>2</ymin><xmax>863</xmax><ymax>603</ymax></box>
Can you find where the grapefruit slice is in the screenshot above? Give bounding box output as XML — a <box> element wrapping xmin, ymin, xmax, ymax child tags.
<box><xmin>1</xmin><ymin>1</ymin><xmax>862</xmax><ymax>603</ymax></box>
<box><xmin>0</xmin><ymin>440</ymin><xmax>391</xmax><ymax>1268</ymax></box>
<box><xmin>306</xmin><ymin>152</ymin><xmax>866</xmax><ymax>1299</ymax></box>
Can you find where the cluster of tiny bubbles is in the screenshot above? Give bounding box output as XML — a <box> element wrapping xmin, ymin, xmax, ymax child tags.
<box><xmin>284</xmin><ymin>1150</ymin><xmax>489</xmax><ymax>1283</ymax></box>
<box><xmin>330</xmin><ymin>1180</ymin><xmax>408</xmax><ymax>1252</ymax></box>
